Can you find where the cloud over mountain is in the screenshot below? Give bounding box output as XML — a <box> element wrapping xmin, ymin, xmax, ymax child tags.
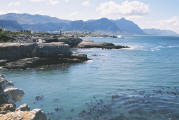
<box><xmin>97</xmin><ymin>1</ymin><xmax>149</xmax><ymax>17</ymax></box>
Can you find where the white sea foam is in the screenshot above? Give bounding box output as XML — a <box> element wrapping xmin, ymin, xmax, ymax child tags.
<box><xmin>124</xmin><ymin>45</ymin><xmax>145</xmax><ymax>50</ymax></box>
<box><xmin>151</xmin><ymin>45</ymin><xmax>179</xmax><ymax>51</ymax></box>
<box><xmin>151</xmin><ymin>45</ymin><xmax>165</xmax><ymax>51</ymax></box>
<box><xmin>168</xmin><ymin>45</ymin><xmax>179</xmax><ymax>48</ymax></box>
<box><xmin>86</xmin><ymin>60</ymin><xmax>93</xmax><ymax>63</ymax></box>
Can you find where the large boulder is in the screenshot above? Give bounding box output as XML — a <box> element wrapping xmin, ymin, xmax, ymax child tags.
<box><xmin>0</xmin><ymin>75</ymin><xmax>14</xmax><ymax>90</ymax></box>
<box><xmin>0</xmin><ymin>75</ymin><xmax>14</xmax><ymax>105</ymax></box>
<box><xmin>4</xmin><ymin>88</ymin><xmax>24</xmax><ymax>104</ymax></box>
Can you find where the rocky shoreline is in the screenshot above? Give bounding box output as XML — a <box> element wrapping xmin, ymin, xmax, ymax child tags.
<box><xmin>0</xmin><ymin>75</ymin><xmax>47</xmax><ymax>120</ymax></box>
<box><xmin>0</xmin><ymin>32</ymin><xmax>130</xmax><ymax>119</ymax></box>
<box><xmin>0</xmin><ymin>31</ymin><xmax>129</xmax><ymax>69</ymax></box>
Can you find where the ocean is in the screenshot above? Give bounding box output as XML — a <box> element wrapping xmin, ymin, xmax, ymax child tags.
<box><xmin>1</xmin><ymin>36</ymin><xmax>179</xmax><ymax>120</ymax></box>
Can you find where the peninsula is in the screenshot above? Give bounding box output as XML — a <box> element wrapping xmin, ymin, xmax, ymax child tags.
<box><xmin>0</xmin><ymin>30</ymin><xmax>128</xmax><ymax>69</ymax></box>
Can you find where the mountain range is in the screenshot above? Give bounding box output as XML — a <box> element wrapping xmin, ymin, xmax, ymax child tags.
<box><xmin>0</xmin><ymin>13</ymin><xmax>178</xmax><ymax>36</ymax></box>
<box><xmin>0</xmin><ymin>13</ymin><xmax>144</xmax><ymax>35</ymax></box>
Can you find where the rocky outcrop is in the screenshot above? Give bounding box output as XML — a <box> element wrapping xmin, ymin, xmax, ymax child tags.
<box><xmin>45</xmin><ymin>37</ymin><xmax>129</xmax><ymax>49</ymax></box>
<box><xmin>0</xmin><ymin>42</ymin><xmax>88</xmax><ymax>69</ymax></box>
<box><xmin>1</xmin><ymin>53</ymin><xmax>88</xmax><ymax>69</ymax></box>
<box><xmin>0</xmin><ymin>42</ymin><xmax>71</xmax><ymax>60</ymax></box>
<box><xmin>4</xmin><ymin>88</ymin><xmax>24</xmax><ymax>104</ymax></box>
<box><xmin>57</xmin><ymin>37</ymin><xmax>82</xmax><ymax>47</ymax></box>
<box><xmin>45</xmin><ymin>37</ymin><xmax>82</xmax><ymax>47</ymax></box>
<box><xmin>0</xmin><ymin>75</ymin><xmax>14</xmax><ymax>89</ymax></box>
<box><xmin>77</xmin><ymin>40</ymin><xmax>129</xmax><ymax>49</ymax></box>
<box><xmin>0</xmin><ymin>75</ymin><xmax>47</xmax><ymax>120</ymax></box>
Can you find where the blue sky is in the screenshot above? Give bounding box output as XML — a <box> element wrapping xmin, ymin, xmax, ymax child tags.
<box><xmin>0</xmin><ymin>0</ymin><xmax>179</xmax><ymax>33</ymax></box>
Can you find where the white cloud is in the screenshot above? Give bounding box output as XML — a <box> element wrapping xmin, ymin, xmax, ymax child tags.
<box><xmin>163</xmin><ymin>16</ymin><xmax>179</xmax><ymax>26</ymax></box>
<box><xmin>8</xmin><ymin>1</ymin><xmax>21</xmax><ymax>7</ymax></box>
<box><xmin>0</xmin><ymin>10</ymin><xmax>21</xmax><ymax>15</ymax></box>
<box><xmin>82</xmin><ymin>0</ymin><xmax>90</xmax><ymax>7</ymax></box>
<box><xmin>30</xmin><ymin>0</ymin><xmax>59</xmax><ymax>5</ymax></box>
<box><xmin>155</xmin><ymin>16</ymin><xmax>179</xmax><ymax>33</ymax></box>
<box><xmin>96</xmin><ymin>1</ymin><xmax>149</xmax><ymax>17</ymax></box>
<box><xmin>64</xmin><ymin>0</ymin><xmax>69</xmax><ymax>3</ymax></box>
<box><xmin>30</xmin><ymin>0</ymin><xmax>45</xmax><ymax>2</ymax></box>
<box><xmin>66</xmin><ymin>11</ymin><xmax>80</xmax><ymax>20</ymax></box>
<box><xmin>48</xmin><ymin>0</ymin><xmax>60</xmax><ymax>5</ymax></box>
<box><xmin>68</xmin><ymin>11</ymin><xmax>79</xmax><ymax>17</ymax></box>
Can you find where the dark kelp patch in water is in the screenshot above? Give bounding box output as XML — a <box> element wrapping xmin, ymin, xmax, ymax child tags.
<box><xmin>63</xmin><ymin>86</ymin><xmax>179</xmax><ymax>120</ymax></box>
<box><xmin>46</xmin><ymin>86</ymin><xmax>179</xmax><ymax>120</ymax></box>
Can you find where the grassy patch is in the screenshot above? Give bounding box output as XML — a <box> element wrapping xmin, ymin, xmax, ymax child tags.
<box><xmin>0</xmin><ymin>31</ymin><xmax>14</xmax><ymax>42</ymax></box>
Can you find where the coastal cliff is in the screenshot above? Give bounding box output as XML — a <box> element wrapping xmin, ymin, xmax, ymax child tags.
<box><xmin>0</xmin><ymin>42</ymin><xmax>88</xmax><ymax>69</ymax></box>
<box><xmin>0</xmin><ymin>42</ymin><xmax>71</xmax><ymax>60</ymax></box>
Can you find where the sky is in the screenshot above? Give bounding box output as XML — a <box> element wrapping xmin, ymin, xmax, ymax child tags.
<box><xmin>0</xmin><ymin>0</ymin><xmax>179</xmax><ymax>33</ymax></box>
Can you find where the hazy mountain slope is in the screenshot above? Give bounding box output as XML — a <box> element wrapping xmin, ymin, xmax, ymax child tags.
<box><xmin>113</xmin><ymin>18</ymin><xmax>144</xmax><ymax>34</ymax></box>
<box><xmin>143</xmin><ymin>29</ymin><xmax>178</xmax><ymax>36</ymax></box>
<box><xmin>0</xmin><ymin>20</ymin><xmax>22</xmax><ymax>30</ymax></box>
<box><xmin>84</xmin><ymin>18</ymin><xmax>120</xmax><ymax>33</ymax></box>
<box><xmin>0</xmin><ymin>13</ymin><xmax>69</xmax><ymax>24</ymax></box>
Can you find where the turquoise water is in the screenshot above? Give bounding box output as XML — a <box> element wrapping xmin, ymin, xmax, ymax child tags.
<box><xmin>1</xmin><ymin>36</ymin><xmax>179</xmax><ymax>120</ymax></box>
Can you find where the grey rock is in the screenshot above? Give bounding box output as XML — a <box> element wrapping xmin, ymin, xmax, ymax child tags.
<box><xmin>57</xmin><ymin>37</ymin><xmax>82</xmax><ymax>47</ymax></box>
<box><xmin>78</xmin><ymin>40</ymin><xmax>129</xmax><ymax>49</ymax></box>
<box><xmin>3</xmin><ymin>55</ymin><xmax>88</xmax><ymax>69</ymax></box>
<box><xmin>0</xmin><ymin>42</ymin><xmax>71</xmax><ymax>60</ymax></box>
<box><xmin>4</xmin><ymin>88</ymin><xmax>24</xmax><ymax>104</ymax></box>
<box><xmin>0</xmin><ymin>75</ymin><xmax>14</xmax><ymax>90</ymax></box>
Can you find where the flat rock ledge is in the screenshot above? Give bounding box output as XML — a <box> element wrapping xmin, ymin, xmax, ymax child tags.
<box><xmin>0</xmin><ymin>42</ymin><xmax>88</xmax><ymax>69</ymax></box>
<box><xmin>0</xmin><ymin>75</ymin><xmax>47</xmax><ymax>120</ymax></box>
<box><xmin>77</xmin><ymin>40</ymin><xmax>129</xmax><ymax>49</ymax></box>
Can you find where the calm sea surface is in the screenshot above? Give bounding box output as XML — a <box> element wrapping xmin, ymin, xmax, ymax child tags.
<box><xmin>1</xmin><ymin>36</ymin><xmax>179</xmax><ymax>120</ymax></box>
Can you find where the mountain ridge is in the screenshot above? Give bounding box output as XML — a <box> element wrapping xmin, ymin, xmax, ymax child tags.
<box><xmin>1</xmin><ymin>13</ymin><xmax>177</xmax><ymax>36</ymax></box>
<box><xmin>0</xmin><ymin>13</ymin><xmax>69</xmax><ymax>24</ymax></box>
<box><xmin>0</xmin><ymin>13</ymin><xmax>145</xmax><ymax>34</ymax></box>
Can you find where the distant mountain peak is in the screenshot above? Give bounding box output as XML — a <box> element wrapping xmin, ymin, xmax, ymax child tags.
<box><xmin>99</xmin><ymin>18</ymin><xmax>109</xmax><ymax>21</ymax></box>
